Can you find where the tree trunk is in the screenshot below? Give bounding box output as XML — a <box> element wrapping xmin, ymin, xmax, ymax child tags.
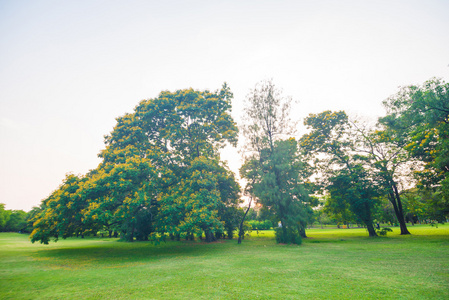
<box><xmin>389</xmin><ymin>186</ymin><xmax>411</xmax><ymax>235</ymax></box>
<box><xmin>227</xmin><ymin>227</ymin><xmax>234</xmax><ymax>239</ymax></box>
<box><xmin>205</xmin><ymin>230</ymin><xmax>216</xmax><ymax>242</ymax></box>
<box><xmin>238</xmin><ymin>198</ymin><xmax>252</xmax><ymax>244</ymax></box>
<box><xmin>299</xmin><ymin>224</ymin><xmax>307</xmax><ymax>238</ymax></box>
<box><xmin>392</xmin><ymin>184</ymin><xmax>411</xmax><ymax>235</ymax></box>
<box><xmin>366</xmin><ymin>223</ymin><xmax>377</xmax><ymax>237</ymax></box>
<box><xmin>299</xmin><ymin>220</ymin><xmax>307</xmax><ymax>238</ymax></box>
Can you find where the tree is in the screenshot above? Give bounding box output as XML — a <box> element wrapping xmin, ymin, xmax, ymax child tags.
<box><xmin>31</xmin><ymin>85</ymin><xmax>241</xmax><ymax>244</ymax></box>
<box><xmin>4</xmin><ymin>210</ymin><xmax>28</xmax><ymax>232</ymax></box>
<box><xmin>352</xmin><ymin>124</ymin><xmax>411</xmax><ymax>234</ymax></box>
<box><xmin>327</xmin><ymin>166</ymin><xmax>380</xmax><ymax>236</ymax></box>
<box><xmin>322</xmin><ymin>195</ymin><xmax>357</xmax><ymax>227</ymax></box>
<box><xmin>31</xmin><ymin>174</ymin><xmax>92</xmax><ymax>243</ymax></box>
<box><xmin>238</xmin><ymin>157</ymin><xmax>258</xmax><ymax>244</ymax></box>
<box><xmin>300</xmin><ymin>111</ymin><xmax>379</xmax><ymax>236</ymax></box>
<box><xmin>154</xmin><ymin>157</ymin><xmax>234</xmax><ymax>242</ymax></box>
<box><xmin>240</xmin><ymin>80</ymin><xmax>311</xmax><ymax>244</ymax></box>
<box><xmin>375</xmin><ymin>197</ymin><xmax>399</xmax><ymax>225</ymax></box>
<box><xmin>401</xmin><ymin>188</ymin><xmax>448</xmax><ymax>224</ymax></box>
<box><xmin>380</xmin><ymin>78</ymin><xmax>449</xmax><ymax>222</ymax></box>
<box><xmin>0</xmin><ymin>203</ymin><xmax>10</xmax><ymax>231</ymax></box>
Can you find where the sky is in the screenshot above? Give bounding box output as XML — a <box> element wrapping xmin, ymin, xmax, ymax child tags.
<box><xmin>1</xmin><ymin>0</ymin><xmax>448</xmax><ymax>211</ymax></box>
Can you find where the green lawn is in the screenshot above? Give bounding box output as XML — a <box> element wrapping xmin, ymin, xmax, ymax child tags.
<box><xmin>1</xmin><ymin>225</ymin><xmax>448</xmax><ymax>299</ymax></box>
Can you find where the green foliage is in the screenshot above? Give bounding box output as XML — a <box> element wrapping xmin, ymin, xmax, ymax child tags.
<box><xmin>248</xmin><ymin>219</ymin><xmax>273</xmax><ymax>230</ymax></box>
<box><xmin>376</xmin><ymin>227</ymin><xmax>393</xmax><ymax>236</ymax></box>
<box><xmin>31</xmin><ymin>85</ymin><xmax>240</xmax><ymax>244</ymax></box>
<box><xmin>323</xmin><ymin>193</ymin><xmax>357</xmax><ymax>226</ymax></box>
<box><xmin>0</xmin><ymin>203</ymin><xmax>10</xmax><ymax>230</ymax></box>
<box><xmin>155</xmin><ymin>157</ymin><xmax>227</xmax><ymax>240</ymax></box>
<box><xmin>401</xmin><ymin>188</ymin><xmax>449</xmax><ymax>224</ymax></box>
<box><xmin>244</xmin><ymin>208</ymin><xmax>259</xmax><ymax>221</ymax></box>
<box><xmin>274</xmin><ymin>226</ymin><xmax>302</xmax><ymax>244</ymax></box>
<box><xmin>313</xmin><ymin>208</ymin><xmax>334</xmax><ymax>227</ymax></box>
<box><xmin>240</xmin><ymin>80</ymin><xmax>311</xmax><ymax>244</ymax></box>
<box><xmin>381</xmin><ymin>78</ymin><xmax>449</xmax><ymax>219</ymax></box>
<box><xmin>240</xmin><ymin>220</ymin><xmax>252</xmax><ymax>236</ymax></box>
<box><xmin>301</xmin><ymin>111</ymin><xmax>380</xmax><ymax>236</ymax></box>
<box><xmin>374</xmin><ymin>197</ymin><xmax>397</xmax><ymax>225</ymax></box>
<box><xmin>3</xmin><ymin>210</ymin><xmax>28</xmax><ymax>232</ymax></box>
<box><xmin>0</xmin><ymin>204</ymin><xmax>28</xmax><ymax>233</ymax></box>
<box><xmin>254</xmin><ymin>139</ymin><xmax>311</xmax><ymax>238</ymax></box>
<box><xmin>328</xmin><ymin>167</ymin><xmax>380</xmax><ymax>236</ymax></box>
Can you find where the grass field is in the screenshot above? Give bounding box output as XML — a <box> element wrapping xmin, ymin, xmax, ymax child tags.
<box><xmin>1</xmin><ymin>225</ymin><xmax>448</xmax><ymax>299</ymax></box>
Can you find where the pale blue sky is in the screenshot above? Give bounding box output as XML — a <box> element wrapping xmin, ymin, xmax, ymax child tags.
<box><xmin>1</xmin><ymin>0</ymin><xmax>448</xmax><ymax>211</ymax></box>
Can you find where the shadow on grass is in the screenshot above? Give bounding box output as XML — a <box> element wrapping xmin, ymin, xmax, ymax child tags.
<box><xmin>30</xmin><ymin>225</ymin><xmax>449</xmax><ymax>267</ymax></box>
<box><xmin>31</xmin><ymin>239</ymin><xmax>233</xmax><ymax>265</ymax></box>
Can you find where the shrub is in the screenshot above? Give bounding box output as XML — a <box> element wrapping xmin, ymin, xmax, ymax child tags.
<box><xmin>376</xmin><ymin>227</ymin><xmax>393</xmax><ymax>236</ymax></box>
<box><xmin>274</xmin><ymin>227</ymin><xmax>302</xmax><ymax>245</ymax></box>
<box><xmin>248</xmin><ymin>220</ymin><xmax>273</xmax><ymax>230</ymax></box>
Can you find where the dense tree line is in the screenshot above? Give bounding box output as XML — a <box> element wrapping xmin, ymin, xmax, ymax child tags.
<box><xmin>27</xmin><ymin>78</ymin><xmax>448</xmax><ymax>244</ymax></box>
<box><xmin>0</xmin><ymin>203</ymin><xmax>31</xmax><ymax>233</ymax></box>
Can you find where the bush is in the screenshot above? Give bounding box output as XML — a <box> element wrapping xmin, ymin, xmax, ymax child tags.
<box><xmin>248</xmin><ymin>220</ymin><xmax>273</xmax><ymax>230</ymax></box>
<box><xmin>376</xmin><ymin>227</ymin><xmax>393</xmax><ymax>236</ymax></box>
<box><xmin>274</xmin><ymin>227</ymin><xmax>302</xmax><ymax>245</ymax></box>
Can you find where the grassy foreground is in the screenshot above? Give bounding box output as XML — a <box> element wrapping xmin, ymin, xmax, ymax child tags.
<box><xmin>1</xmin><ymin>225</ymin><xmax>448</xmax><ymax>299</ymax></box>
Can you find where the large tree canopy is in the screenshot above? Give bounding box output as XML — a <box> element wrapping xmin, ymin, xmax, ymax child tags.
<box><xmin>31</xmin><ymin>85</ymin><xmax>240</xmax><ymax>244</ymax></box>
<box><xmin>380</xmin><ymin>78</ymin><xmax>449</xmax><ymax>219</ymax></box>
<box><xmin>301</xmin><ymin>111</ymin><xmax>380</xmax><ymax>236</ymax></box>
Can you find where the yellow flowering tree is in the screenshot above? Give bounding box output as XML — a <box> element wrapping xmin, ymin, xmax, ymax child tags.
<box><xmin>31</xmin><ymin>85</ymin><xmax>240</xmax><ymax>244</ymax></box>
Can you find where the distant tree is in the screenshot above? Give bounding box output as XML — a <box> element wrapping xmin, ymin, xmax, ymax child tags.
<box><xmin>4</xmin><ymin>210</ymin><xmax>27</xmax><ymax>232</ymax></box>
<box><xmin>313</xmin><ymin>209</ymin><xmax>333</xmax><ymax>229</ymax></box>
<box><xmin>244</xmin><ymin>208</ymin><xmax>259</xmax><ymax>221</ymax></box>
<box><xmin>0</xmin><ymin>204</ymin><xmax>28</xmax><ymax>232</ymax></box>
<box><xmin>0</xmin><ymin>203</ymin><xmax>10</xmax><ymax>231</ymax></box>
<box><xmin>375</xmin><ymin>197</ymin><xmax>398</xmax><ymax>225</ymax></box>
<box><xmin>401</xmin><ymin>188</ymin><xmax>448</xmax><ymax>224</ymax></box>
<box><xmin>322</xmin><ymin>194</ymin><xmax>357</xmax><ymax>227</ymax></box>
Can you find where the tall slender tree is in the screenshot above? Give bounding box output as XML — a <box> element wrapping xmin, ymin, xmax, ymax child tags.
<box><xmin>240</xmin><ymin>80</ymin><xmax>310</xmax><ymax>244</ymax></box>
